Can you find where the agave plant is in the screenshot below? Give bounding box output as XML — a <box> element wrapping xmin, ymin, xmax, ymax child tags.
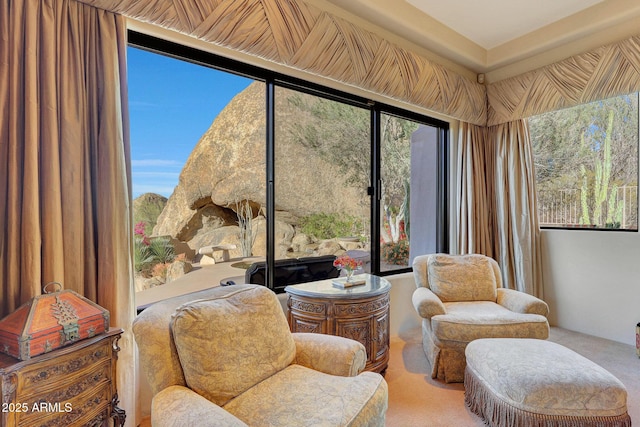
<box><xmin>147</xmin><ymin>237</ymin><xmax>176</xmax><ymax>265</ymax></box>
<box><xmin>134</xmin><ymin>236</ymin><xmax>155</xmax><ymax>274</ymax></box>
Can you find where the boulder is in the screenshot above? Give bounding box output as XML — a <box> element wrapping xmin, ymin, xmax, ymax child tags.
<box><xmin>252</xmin><ymin>217</ymin><xmax>295</xmax><ymax>259</ymax></box>
<box><xmin>153</xmin><ymin>81</ymin><xmax>368</xmax><ymax>252</ymax></box>
<box><xmin>166</xmin><ymin>260</ymin><xmax>193</xmax><ymax>282</ymax></box>
<box><xmin>317</xmin><ymin>240</ymin><xmax>343</xmax><ymax>256</ymax></box>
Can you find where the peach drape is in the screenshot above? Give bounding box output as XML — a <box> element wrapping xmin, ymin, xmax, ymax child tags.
<box><xmin>0</xmin><ymin>0</ymin><xmax>135</xmax><ymax>424</ymax></box>
<box><xmin>456</xmin><ymin>120</ymin><xmax>544</xmax><ymax>298</ymax></box>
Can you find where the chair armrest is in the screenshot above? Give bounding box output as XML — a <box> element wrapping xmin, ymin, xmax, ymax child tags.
<box><xmin>412</xmin><ymin>287</ymin><xmax>446</xmax><ymax>318</ymax></box>
<box><xmin>152</xmin><ymin>385</ymin><xmax>248</xmax><ymax>427</ymax></box>
<box><xmin>497</xmin><ymin>288</ymin><xmax>549</xmax><ymax>316</ymax></box>
<box><xmin>292</xmin><ymin>332</ymin><xmax>367</xmax><ymax>377</ymax></box>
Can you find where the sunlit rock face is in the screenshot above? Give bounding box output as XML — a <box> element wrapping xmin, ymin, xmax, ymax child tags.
<box><xmin>153</xmin><ymin>81</ymin><xmax>367</xmax><ymax>256</ymax></box>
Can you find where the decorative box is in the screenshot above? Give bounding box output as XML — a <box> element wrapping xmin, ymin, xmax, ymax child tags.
<box><xmin>0</xmin><ymin>282</ymin><xmax>110</xmax><ymax>360</ymax></box>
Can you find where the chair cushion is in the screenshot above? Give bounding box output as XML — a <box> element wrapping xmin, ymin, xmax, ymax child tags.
<box><xmin>170</xmin><ymin>286</ymin><xmax>296</xmax><ymax>406</ymax></box>
<box><xmin>465</xmin><ymin>339</ymin><xmax>630</xmax><ymax>421</ymax></box>
<box><xmin>223</xmin><ymin>364</ymin><xmax>388</xmax><ymax>427</ymax></box>
<box><xmin>427</xmin><ymin>254</ymin><xmax>497</xmax><ymax>302</ymax></box>
<box><xmin>432</xmin><ymin>301</ymin><xmax>549</xmax><ymax>343</ymax></box>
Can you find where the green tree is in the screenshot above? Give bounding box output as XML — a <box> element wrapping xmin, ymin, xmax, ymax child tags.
<box><xmin>287</xmin><ymin>93</ymin><xmax>418</xmax><ymax>242</ymax></box>
<box><xmin>529</xmin><ymin>93</ymin><xmax>638</xmax><ymax>228</ymax></box>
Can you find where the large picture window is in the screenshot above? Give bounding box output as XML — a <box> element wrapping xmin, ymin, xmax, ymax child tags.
<box><xmin>529</xmin><ymin>93</ymin><xmax>639</xmax><ymax>231</ymax></box>
<box><xmin>128</xmin><ymin>31</ymin><xmax>449</xmax><ymax>297</ymax></box>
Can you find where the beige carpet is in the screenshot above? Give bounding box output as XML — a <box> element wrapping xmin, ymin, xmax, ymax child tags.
<box><xmin>386</xmin><ymin>326</ymin><xmax>640</xmax><ymax>427</ymax></box>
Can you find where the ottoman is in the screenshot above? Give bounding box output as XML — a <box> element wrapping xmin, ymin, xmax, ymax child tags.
<box><xmin>464</xmin><ymin>338</ymin><xmax>631</xmax><ymax>427</ymax></box>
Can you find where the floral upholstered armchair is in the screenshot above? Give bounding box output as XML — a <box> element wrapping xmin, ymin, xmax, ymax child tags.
<box><xmin>133</xmin><ymin>284</ymin><xmax>388</xmax><ymax>427</ymax></box>
<box><xmin>412</xmin><ymin>254</ymin><xmax>550</xmax><ymax>383</ymax></box>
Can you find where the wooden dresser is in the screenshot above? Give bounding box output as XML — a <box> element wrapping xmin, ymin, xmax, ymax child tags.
<box><xmin>0</xmin><ymin>328</ymin><xmax>125</xmax><ymax>427</ymax></box>
<box><xmin>285</xmin><ymin>274</ymin><xmax>391</xmax><ymax>374</ymax></box>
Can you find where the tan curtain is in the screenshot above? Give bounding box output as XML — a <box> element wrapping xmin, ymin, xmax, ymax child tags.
<box><xmin>456</xmin><ymin>122</ymin><xmax>494</xmax><ymax>257</ymax></box>
<box><xmin>456</xmin><ymin>120</ymin><xmax>544</xmax><ymax>297</ymax></box>
<box><xmin>487</xmin><ymin>120</ymin><xmax>544</xmax><ymax>297</ymax></box>
<box><xmin>0</xmin><ymin>0</ymin><xmax>136</xmax><ymax>424</ymax></box>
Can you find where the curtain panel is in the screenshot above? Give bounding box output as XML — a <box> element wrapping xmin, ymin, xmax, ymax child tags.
<box><xmin>456</xmin><ymin>122</ymin><xmax>494</xmax><ymax>257</ymax></box>
<box><xmin>0</xmin><ymin>0</ymin><xmax>135</xmax><ymax>424</ymax></box>
<box><xmin>456</xmin><ymin>120</ymin><xmax>544</xmax><ymax>298</ymax></box>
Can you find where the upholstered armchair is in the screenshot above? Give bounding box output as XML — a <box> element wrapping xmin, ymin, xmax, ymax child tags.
<box><xmin>412</xmin><ymin>253</ymin><xmax>550</xmax><ymax>383</ymax></box>
<box><xmin>133</xmin><ymin>284</ymin><xmax>388</xmax><ymax>427</ymax></box>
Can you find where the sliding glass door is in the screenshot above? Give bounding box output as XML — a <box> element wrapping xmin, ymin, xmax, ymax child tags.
<box><xmin>274</xmin><ymin>85</ymin><xmax>371</xmax><ymax>272</ymax></box>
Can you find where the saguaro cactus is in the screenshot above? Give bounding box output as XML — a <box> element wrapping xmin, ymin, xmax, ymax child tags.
<box><xmin>580</xmin><ymin>110</ymin><xmax>623</xmax><ymax>227</ymax></box>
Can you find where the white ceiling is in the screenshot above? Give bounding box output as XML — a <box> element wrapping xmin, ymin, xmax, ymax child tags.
<box><xmin>323</xmin><ymin>0</ymin><xmax>640</xmax><ymax>81</ymax></box>
<box><xmin>406</xmin><ymin>0</ymin><xmax>604</xmax><ymax>49</ymax></box>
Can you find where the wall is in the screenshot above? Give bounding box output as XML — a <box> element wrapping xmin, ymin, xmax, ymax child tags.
<box><xmin>541</xmin><ymin>229</ymin><xmax>640</xmax><ymax>346</ymax></box>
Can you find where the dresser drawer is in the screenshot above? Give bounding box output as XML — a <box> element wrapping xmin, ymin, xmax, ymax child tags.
<box><xmin>16</xmin><ymin>382</ymin><xmax>111</xmax><ymax>427</ymax></box>
<box><xmin>16</xmin><ymin>339</ymin><xmax>111</xmax><ymax>394</ymax></box>
<box><xmin>20</xmin><ymin>360</ymin><xmax>111</xmax><ymax>407</ymax></box>
<box><xmin>0</xmin><ymin>329</ymin><xmax>124</xmax><ymax>427</ymax></box>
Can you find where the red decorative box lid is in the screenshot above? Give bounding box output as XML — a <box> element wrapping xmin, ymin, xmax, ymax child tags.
<box><xmin>0</xmin><ymin>282</ymin><xmax>110</xmax><ymax>360</ymax></box>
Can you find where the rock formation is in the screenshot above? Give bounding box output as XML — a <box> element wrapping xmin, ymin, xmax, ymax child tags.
<box><xmin>153</xmin><ymin>82</ymin><xmax>368</xmax><ymax>257</ymax></box>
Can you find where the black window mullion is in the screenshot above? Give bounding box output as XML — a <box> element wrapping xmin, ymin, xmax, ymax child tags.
<box><xmin>266</xmin><ymin>80</ymin><xmax>276</xmax><ymax>288</ymax></box>
<box><xmin>370</xmin><ymin>107</ymin><xmax>381</xmax><ymax>275</ymax></box>
<box><xmin>437</xmin><ymin>127</ymin><xmax>450</xmax><ymax>253</ymax></box>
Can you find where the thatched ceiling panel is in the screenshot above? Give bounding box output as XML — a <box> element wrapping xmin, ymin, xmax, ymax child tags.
<box><xmin>77</xmin><ymin>0</ymin><xmax>487</xmax><ymax>125</ymax></box>
<box><xmin>437</xmin><ymin>70</ymin><xmax>486</xmax><ymax>125</ymax></box>
<box><xmin>261</xmin><ymin>0</ymin><xmax>321</xmax><ymax>61</ymax></box>
<box><xmin>363</xmin><ymin>41</ymin><xmax>423</xmax><ymax>100</ymax></box>
<box><xmin>172</xmin><ymin>0</ymin><xmax>220</xmax><ymax>33</ymax></box>
<box><xmin>581</xmin><ymin>47</ymin><xmax>640</xmax><ymax>103</ymax></box>
<box><xmin>193</xmin><ymin>0</ymin><xmax>280</xmax><ymax>62</ymax></box>
<box><xmin>619</xmin><ymin>36</ymin><xmax>640</xmax><ymax>76</ymax></box>
<box><xmin>289</xmin><ymin>13</ymin><xmax>379</xmax><ymax>83</ymax></box>
<box><xmin>488</xmin><ymin>35</ymin><xmax>640</xmax><ymax>125</ymax></box>
<box><xmin>486</xmin><ymin>73</ymin><xmax>534</xmax><ymax>125</ymax></box>
<box><xmin>542</xmin><ymin>58</ymin><xmax>593</xmax><ymax>105</ymax></box>
<box><xmin>409</xmin><ymin>62</ymin><xmax>445</xmax><ymax>112</ymax></box>
<box><xmin>115</xmin><ymin>0</ymin><xmax>179</xmax><ymax>28</ymax></box>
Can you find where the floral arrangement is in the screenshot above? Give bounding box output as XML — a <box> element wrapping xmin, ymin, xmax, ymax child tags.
<box><xmin>333</xmin><ymin>255</ymin><xmax>363</xmax><ymax>278</ymax></box>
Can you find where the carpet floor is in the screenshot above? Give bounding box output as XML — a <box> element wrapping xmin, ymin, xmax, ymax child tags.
<box><xmin>386</xmin><ymin>326</ymin><xmax>640</xmax><ymax>426</ymax></box>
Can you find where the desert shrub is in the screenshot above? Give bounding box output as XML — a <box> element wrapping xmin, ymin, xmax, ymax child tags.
<box><xmin>299</xmin><ymin>213</ymin><xmax>359</xmax><ymax>240</ymax></box>
<box><xmin>147</xmin><ymin>237</ymin><xmax>176</xmax><ymax>264</ymax></box>
<box><xmin>381</xmin><ymin>239</ymin><xmax>409</xmax><ymax>265</ymax></box>
<box><xmin>134</xmin><ymin>237</ymin><xmax>154</xmax><ymax>274</ymax></box>
<box><xmin>133</xmin><ymin>225</ymin><xmax>176</xmax><ymax>276</ymax></box>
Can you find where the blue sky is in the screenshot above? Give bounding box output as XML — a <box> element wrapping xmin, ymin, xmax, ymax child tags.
<box><xmin>127</xmin><ymin>47</ymin><xmax>253</xmax><ymax>198</ymax></box>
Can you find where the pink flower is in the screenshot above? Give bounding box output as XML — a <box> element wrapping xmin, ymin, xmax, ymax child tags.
<box><xmin>134</xmin><ymin>221</ymin><xmax>146</xmax><ymax>237</ymax></box>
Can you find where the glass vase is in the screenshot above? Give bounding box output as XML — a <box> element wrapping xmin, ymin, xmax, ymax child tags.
<box><xmin>344</xmin><ymin>269</ymin><xmax>354</xmax><ymax>282</ymax></box>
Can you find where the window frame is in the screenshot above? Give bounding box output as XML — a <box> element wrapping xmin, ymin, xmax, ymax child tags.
<box><xmin>128</xmin><ymin>30</ymin><xmax>450</xmax><ymax>280</ymax></box>
<box><xmin>529</xmin><ymin>92</ymin><xmax>639</xmax><ymax>233</ymax></box>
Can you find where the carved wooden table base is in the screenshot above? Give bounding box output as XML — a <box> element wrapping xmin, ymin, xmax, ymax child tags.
<box><xmin>286</xmin><ymin>274</ymin><xmax>391</xmax><ymax>374</ymax></box>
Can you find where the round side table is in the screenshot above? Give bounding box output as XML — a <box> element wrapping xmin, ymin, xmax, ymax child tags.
<box><xmin>285</xmin><ymin>274</ymin><xmax>391</xmax><ymax>374</ymax></box>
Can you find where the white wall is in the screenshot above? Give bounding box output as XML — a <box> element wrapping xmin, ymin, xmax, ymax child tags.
<box><xmin>541</xmin><ymin>229</ymin><xmax>640</xmax><ymax>346</ymax></box>
<box><xmin>386</xmin><ymin>272</ymin><xmax>422</xmax><ymax>336</ymax></box>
